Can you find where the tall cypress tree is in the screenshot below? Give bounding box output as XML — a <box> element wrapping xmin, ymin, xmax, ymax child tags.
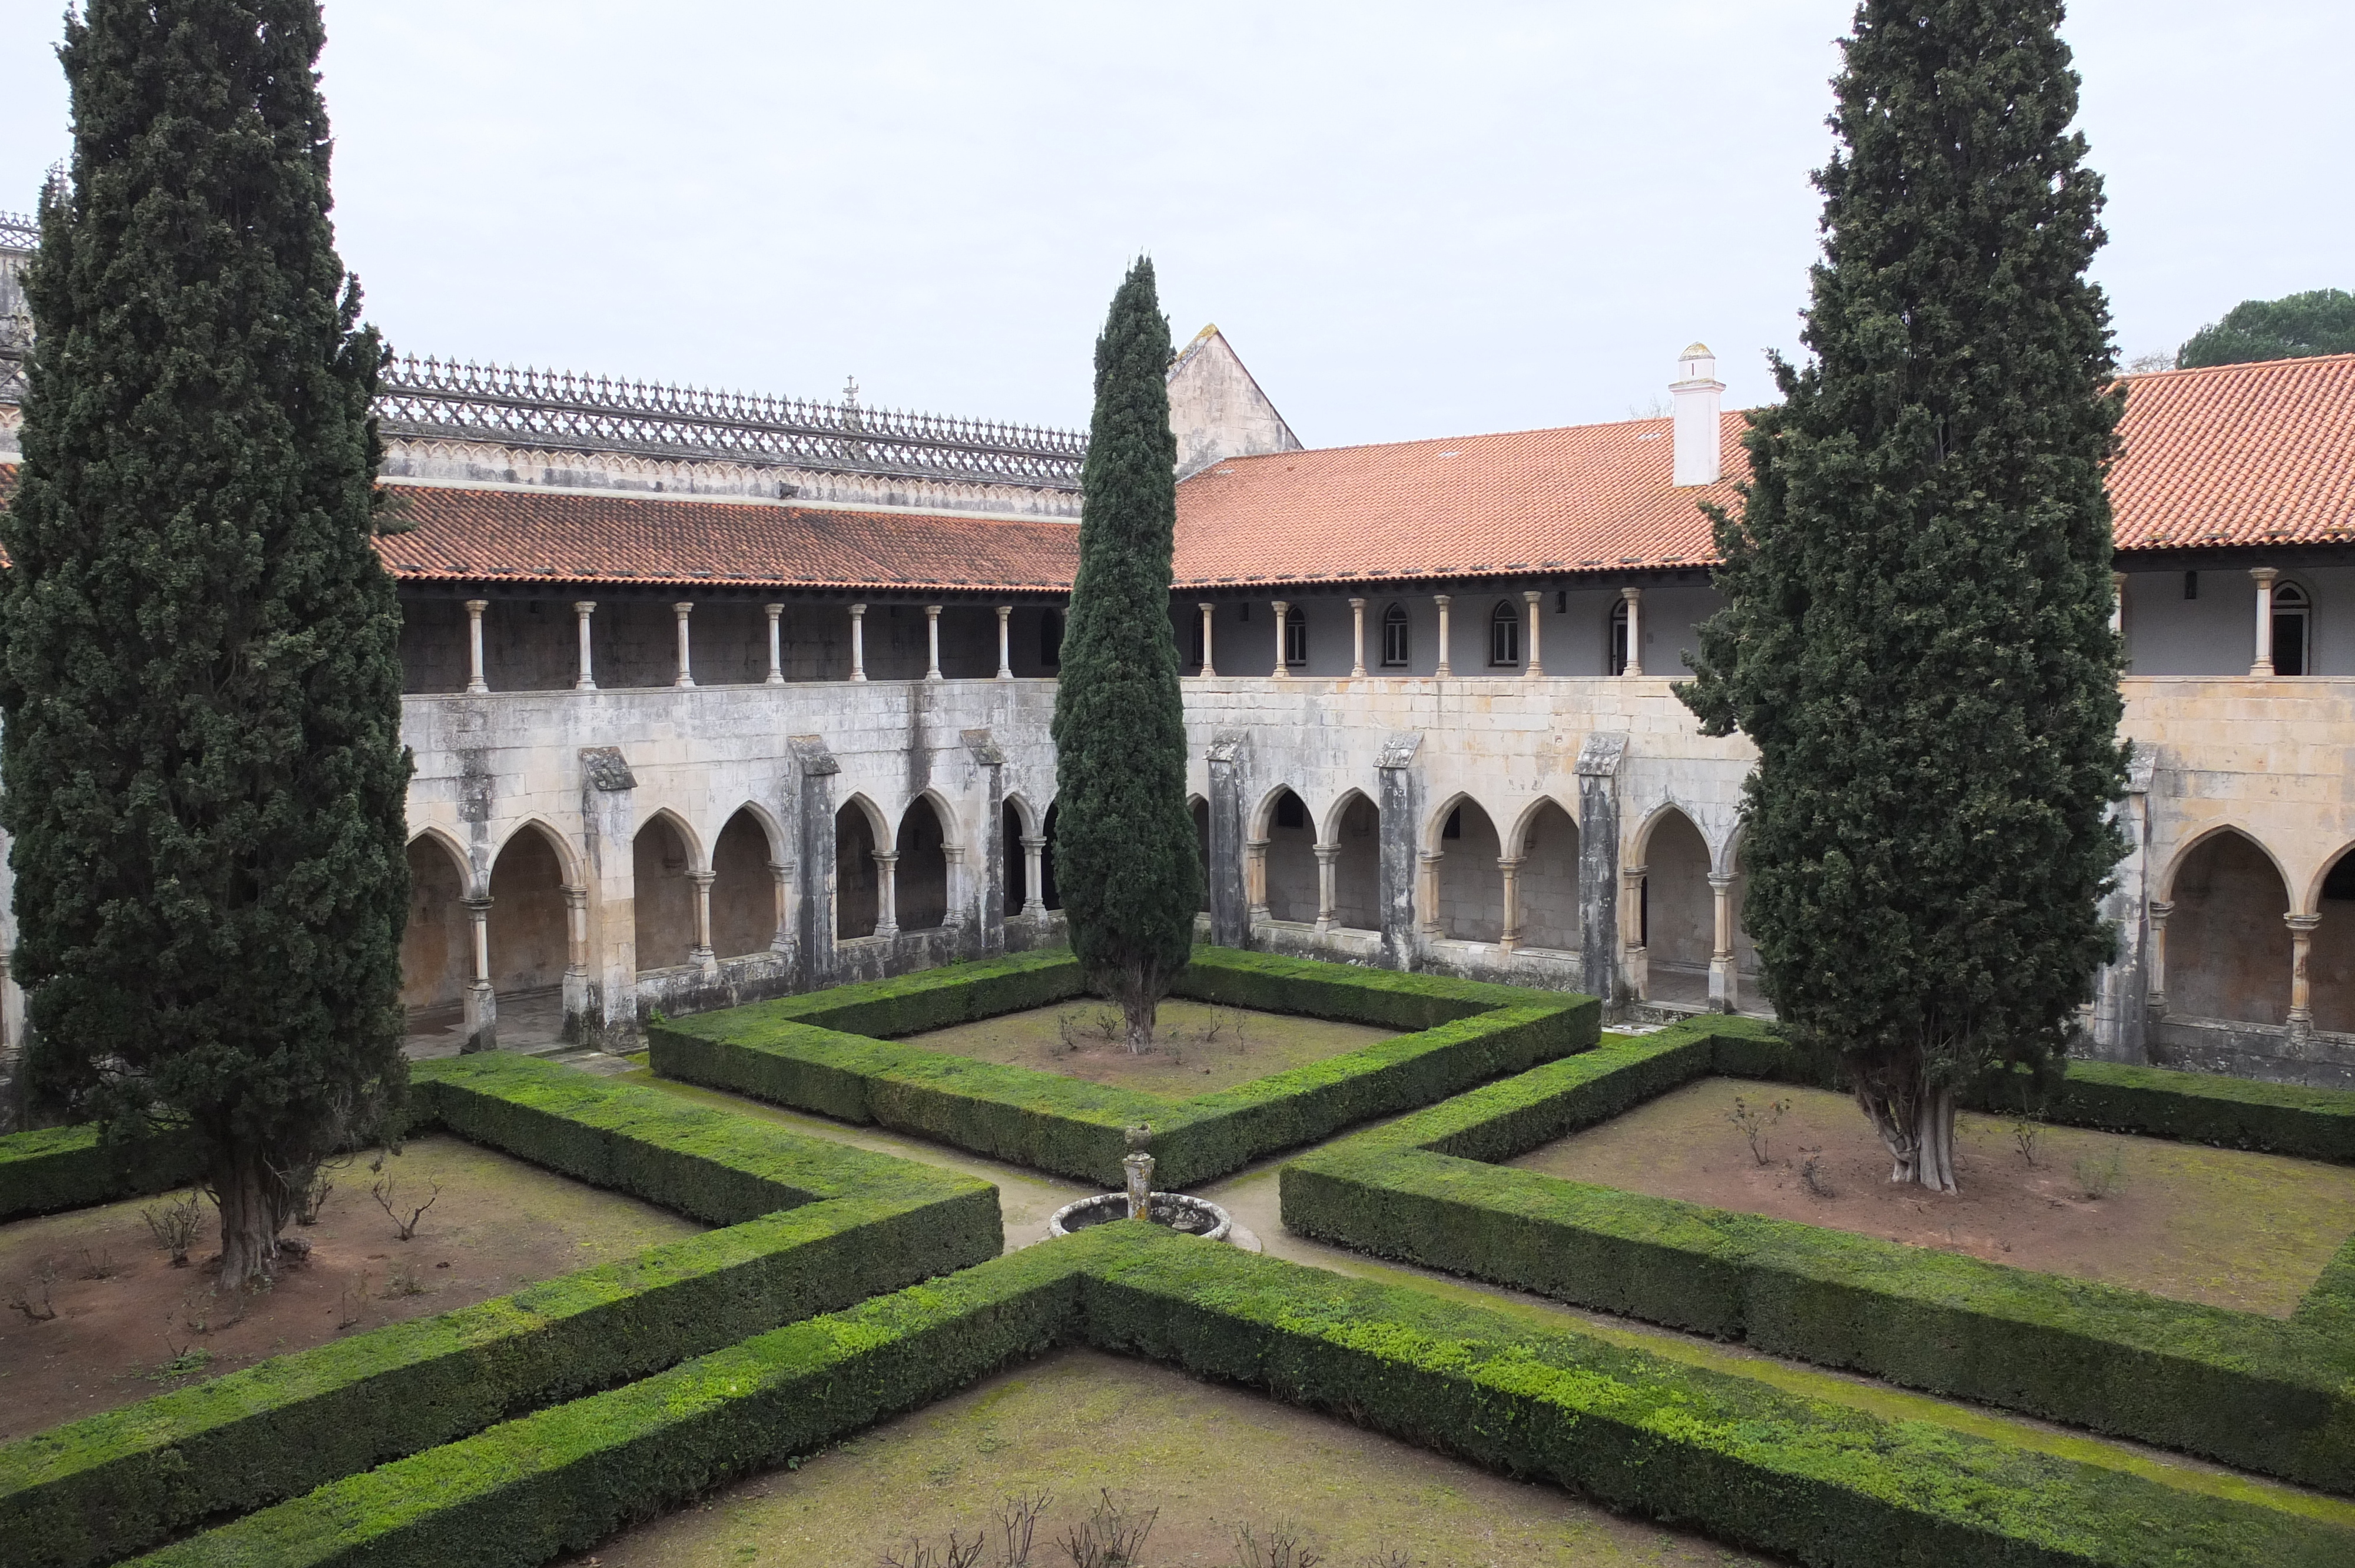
<box><xmin>1052</xmin><ymin>259</ymin><xmax>1199</xmax><ymax>1050</ymax></box>
<box><xmin>2</xmin><ymin>0</ymin><xmax>411</xmax><ymax>1283</ymax></box>
<box><xmin>1680</xmin><ymin>0</ymin><xmax>2128</xmax><ymax>1191</ymax></box>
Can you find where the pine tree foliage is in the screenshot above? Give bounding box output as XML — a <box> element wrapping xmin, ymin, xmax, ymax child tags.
<box><xmin>1</xmin><ymin>0</ymin><xmax>411</xmax><ymax>1281</ymax></box>
<box><xmin>1679</xmin><ymin>0</ymin><xmax>2129</xmax><ymax>1191</ymax></box>
<box><xmin>1050</xmin><ymin>259</ymin><xmax>1199</xmax><ymax>1049</ymax></box>
<box><xmin>2176</xmin><ymin>288</ymin><xmax>2355</xmax><ymax>370</ymax></box>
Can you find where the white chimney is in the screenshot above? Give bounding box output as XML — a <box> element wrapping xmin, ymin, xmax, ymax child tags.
<box><xmin>1670</xmin><ymin>342</ymin><xmax>1724</xmax><ymax>487</ymax></box>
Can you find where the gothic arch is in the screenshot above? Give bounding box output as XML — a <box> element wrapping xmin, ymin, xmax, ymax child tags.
<box><xmin>406</xmin><ymin>826</ymin><xmax>477</xmax><ymax>896</ymax></box>
<box><xmin>1319</xmin><ymin>788</ymin><xmax>1377</xmax><ymax>848</ymax></box>
<box><xmin>2162</xmin><ymin>826</ymin><xmax>2294</xmax><ymax>1027</ymax></box>
<box><xmin>834</xmin><ymin>792</ymin><xmax>893</xmax><ymax>849</ymax></box>
<box><xmin>1423</xmin><ymin>790</ymin><xmax>1503</xmax><ymax>856</ymax></box>
<box><xmin>1429</xmin><ymin>793</ymin><xmax>1505</xmax><ymax>944</ymax></box>
<box><xmin>1630</xmin><ymin>800</ymin><xmax>1710</xmax><ymax>869</ymax></box>
<box><xmin>1636</xmin><ymin>805</ymin><xmax>1713</xmax><ymax>1006</ymax></box>
<box><xmin>717</xmin><ymin>799</ymin><xmax>789</xmax><ymax>865</ymax></box>
<box><xmin>1258</xmin><ymin>784</ymin><xmax>1319</xmax><ymax>923</ymax></box>
<box><xmin>1002</xmin><ymin>790</ymin><xmax>1043</xmax><ymax>838</ymax></box>
<box><xmin>1502</xmin><ymin>794</ymin><xmax>1578</xmax><ymax>859</ymax></box>
<box><xmin>493</xmin><ymin>817</ymin><xmax>583</xmax><ymax>887</ymax></box>
<box><xmin>903</xmin><ymin>787</ymin><xmax>966</xmax><ymax>852</ymax></box>
<box><xmin>402</xmin><ymin>830</ymin><xmax>475</xmax><ymax>1012</ymax></box>
<box><xmin>2161</xmin><ymin>822</ymin><xmax>2296</xmax><ymax>913</ymax></box>
<box><xmin>489</xmin><ymin>820</ymin><xmax>574</xmax><ymax>995</ymax></box>
<box><xmin>631</xmin><ymin>807</ymin><xmax>706</xmax><ymax>876</ymax></box>
<box><xmin>1252</xmin><ymin>782</ymin><xmax>1319</xmax><ymax>840</ymax></box>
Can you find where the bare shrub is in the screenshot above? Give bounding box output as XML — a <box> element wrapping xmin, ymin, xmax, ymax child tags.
<box><xmin>1230</xmin><ymin>1520</ymin><xmax>1324</xmax><ymax>1567</ymax></box>
<box><xmin>372</xmin><ymin>1175</ymin><xmax>441</xmax><ymax>1241</ymax></box>
<box><xmin>997</xmin><ymin>1490</ymin><xmax>1051</xmax><ymax>1566</ymax></box>
<box><xmin>337</xmin><ymin>1270</ymin><xmax>373</xmax><ymax>1330</ymax></box>
<box><xmin>141</xmin><ymin>1189</ymin><xmax>204</xmax><ymax>1267</ymax></box>
<box><xmin>2074</xmin><ymin>1149</ymin><xmax>2127</xmax><ymax>1201</ymax></box>
<box><xmin>1726</xmin><ymin>1095</ymin><xmax>1790</xmax><ymax>1166</ymax></box>
<box><xmin>384</xmin><ymin>1260</ymin><xmax>426</xmax><ymax>1297</ymax></box>
<box><xmin>7</xmin><ymin>1258</ymin><xmax>61</xmax><ymax>1323</ymax></box>
<box><xmin>1799</xmin><ymin>1154</ymin><xmax>1836</xmax><ymax>1199</ymax></box>
<box><xmin>1059</xmin><ymin>1490</ymin><xmax>1156</xmax><ymax>1568</ymax></box>
<box><xmin>77</xmin><ymin>1245</ymin><xmax>121</xmax><ymax>1280</ymax></box>
<box><xmin>2011</xmin><ymin>1119</ymin><xmax>2041</xmax><ymax>1168</ymax></box>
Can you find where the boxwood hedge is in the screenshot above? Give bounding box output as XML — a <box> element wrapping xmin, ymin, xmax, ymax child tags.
<box><xmin>0</xmin><ymin>1122</ymin><xmax>203</xmax><ymax>1223</ymax></box>
<box><xmin>133</xmin><ymin>1225</ymin><xmax>2353</xmax><ymax>1568</ymax></box>
<box><xmin>0</xmin><ymin>1054</ymin><xmax>999</xmax><ymax>1568</ymax></box>
<box><xmin>1281</xmin><ymin>1018</ymin><xmax>2355</xmax><ymax>1494</ymax></box>
<box><xmin>649</xmin><ymin>945</ymin><xmax>1598</xmax><ymax>1188</ymax></box>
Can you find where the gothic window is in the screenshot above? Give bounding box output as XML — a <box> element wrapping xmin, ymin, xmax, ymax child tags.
<box><xmin>1041</xmin><ymin>607</ymin><xmax>1064</xmax><ymax>669</ymax></box>
<box><xmin>1608</xmin><ymin>597</ymin><xmax>1631</xmax><ymax>676</ymax></box>
<box><xmin>1381</xmin><ymin>602</ymin><xmax>1409</xmax><ymax>667</ymax></box>
<box><xmin>1283</xmin><ymin>604</ymin><xmax>1309</xmax><ymax>667</ymax></box>
<box><xmin>1488</xmin><ymin>600</ymin><xmax>1520</xmax><ymax>667</ymax></box>
<box><xmin>2274</xmin><ymin>582</ymin><xmax>2311</xmax><ymax>676</ymax></box>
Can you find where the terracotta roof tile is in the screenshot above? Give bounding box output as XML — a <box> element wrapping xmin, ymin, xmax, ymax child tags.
<box><xmin>1170</xmin><ymin>414</ymin><xmax>1745</xmax><ymax>586</ymax></box>
<box><xmin>373</xmin><ymin>484</ymin><xmax>1077</xmax><ymax>594</ymax></box>
<box><xmin>2108</xmin><ymin>353</ymin><xmax>2355</xmax><ymax>553</ymax></box>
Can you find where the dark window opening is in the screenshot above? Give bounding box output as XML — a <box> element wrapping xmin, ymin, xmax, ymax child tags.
<box><xmin>1381</xmin><ymin>603</ymin><xmax>1409</xmax><ymax>666</ymax></box>
<box><xmin>1608</xmin><ymin>598</ymin><xmax>1631</xmax><ymax>676</ymax></box>
<box><xmin>1283</xmin><ymin>605</ymin><xmax>1308</xmax><ymax>667</ymax></box>
<box><xmin>2274</xmin><ymin>581</ymin><xmax>2310</xmax><ymax>676</ymax></box>
<box><xmin>1443</xmin><ymin>808</ymin><xmax>1462</xmax><ymax>841</ymax></box>
<box><xmin>2184</xmin><ymin>570</ymin><xmax>2198</xmax><ymax>601</ymax></box>
<box><xmin>1275</xmin><ymin>793</ymin><xmax>1306</xmax><ymax>829</ymax></box>
<box><xmin>1488</xmin><ymin>600</ymin><xmax>1521</xmax><ymax>666</ymax></box>
<box><xmin>1555</xmin><ymin>590</ymin><xmax>1566</xmax><ymax>613</ymax></box>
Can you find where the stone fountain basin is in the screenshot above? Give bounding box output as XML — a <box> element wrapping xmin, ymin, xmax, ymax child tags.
<box><xmin>1047</xmin><ymin>1191</ymin><xmax>1233</xmax><ymax>1243</ymax></box>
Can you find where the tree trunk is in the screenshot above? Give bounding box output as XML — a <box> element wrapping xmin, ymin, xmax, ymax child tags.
<box><xmin>1857</xmin><ymin>1080</ymin><xmax>1959</xmax><ymax>1192</ymax></box>
<box><xmin>212</xmin><ymin>1142</ymin><xmax>284</xmax><ymax>1288</ymax></box>
<box><xmin>1115</xmin><ymin>961</ymin><xmax>1160</xmax><ymax>1054</ymax></box>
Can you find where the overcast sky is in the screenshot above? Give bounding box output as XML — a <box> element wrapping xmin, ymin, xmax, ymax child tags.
<box><xmin>3</xmin><ymin>2</ymin><xmax>2348</xmax><ymax>446</ymax></box>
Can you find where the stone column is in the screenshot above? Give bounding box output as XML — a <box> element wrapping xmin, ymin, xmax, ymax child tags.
<box><xmin>1621</xmin><ymin>587</ymin><xmax>1645</xmax><ymax>676</ymax></box>
<box><xmin>873</xmin><ymin>851</ymin><xmax>901</xmax><ymax>939</ymax></box>
<box><xmin>688</xmin><ymin>871</ymin><xmax>717</xmax><ymax>973</ymax></box>
<box><xmin>849</xmin><ymin>603</ymin><xmax>868</xmax><ymax>682</ymax></box>
<box><xmin>1498</xmin><ymin>855</ymin><xmax>1524</xmax><ymax>955</ymax></box>
<box><xmin>1523</xmin><ymin>590</ymin><xmax>1544</xmax><ymax>676</ymax></box>
<box><xmin>1198</xmin><ymin>603</ymin><xmax>1217</xmax><ymax>676</ymax></box>
<box><xmin>1433</xmin><ymin>595</ymin><xmax>1453</xmax><ymax>677</ymax></box>
<box><xmin>764</xmin><ymin>603</ymin><xmax>786</xmax><ymax>685</ymax></box>
<box><xmin>1314</xmin><ymin>843</ymin><xmax>1340</xmax><ymax>934</ymax></box>
<box><xmin>2250</xmin><ymin>567</ymin><xmax>2278</xmax><ymax>676</ymax></box>
<box><xmin>1349</xmin><ymin>597</ymin><xmax>1368</xmax><ymax>678</ymax></box>
<box><xmin>924</xmin><ymin>604</ymin><xmax>944</xmax><ymax>681</ymax></box>
<box><xmin>562</xmin><ymin>885</ymin><xmax>589</xmax><ymax>982</ymax></box>
<box><xmin>996</xmin><ymin>606</ymin><xmax>1014</xmax><ymax>679</ymax></box>
<box><xmin>464</xmin><ymin>599</ymin><xmax>489</xmax><ymax>694</ymax></box>
<box><xmin>1271</xmin><ymin>600</ymin><xmax>1289</xmax><ymax>677</ymax></box>
<box><xmin>1417</xmin><ymin>851</ymin><xmax>1444</xmax><ymax>938</ymax></box>
<box><xmin>769</xmin><ymin>861</ymin><xmax>794</xmax><ymax>952</ymax></box>
<box><xmin>1620</xmin><ymin>863</ymin><xmax>1650</xmax><ymax>1000</ymax></box>
<box><xmin>1707</xmin><ymin>872</ymin><xmax>1738</xmax><ymax>1011</ymax></box>
<box><xmin>1207</xmin><ymin>738</ymin><xmax>1248</xmax><ymax>948</ymax></box>
<box><xmin>671</xmin><ymin>602</ymin><xmax>695</xmax><ymax>688</ymax></box>
<box><xmin>462</xmin><ymin>895</ymin><xmax>496</xmax><ymax>1052</ymax></box>
<box><xmin>1375</xmin><ymin>733</ymin><xmax>1422</xmax><ymax>969</ymax></box>
<box><xmin>2110</xmin><ymin>572</ymin><xmax>2127</xmax><ymax>642</ymax></box>
<box><xmin>1574</xmin><ymin>733</ymin><xmax>1628</xmax><ymax>1005</ymax></box>
<box><xmin>2146</xmin><ymin>898</ymin><xmax>2173</xmax><ymax>1018</ymax></box>
<box><xmin>1245</xmin><ymin>836</ymin><xmax>1271</xmax><ymax>924</ymax></box>
<box><xmin>1019</xmin><ymin>836</ymin><xmax>1047</xmax><ymax>919</ymax></box>
<box><xmin>2288</xmin><ymin>912</ymin><xmax>2320</xmax><ymax>1037</ymax></box>
<box><xmin>942</xmin><ymin>844</ymin><xmax>969</xmax><ymax>931</ymax></box>
<box><xmin>573</xmin><ymin>602</ymin><xmax>597</xmax><ymax>691</ymax></box>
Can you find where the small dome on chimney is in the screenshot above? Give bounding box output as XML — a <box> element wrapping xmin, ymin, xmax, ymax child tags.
<box><xmin>1682</xmin><ymin>341</ymin><xmax>1712</xmax><ymax>359</ymax></box>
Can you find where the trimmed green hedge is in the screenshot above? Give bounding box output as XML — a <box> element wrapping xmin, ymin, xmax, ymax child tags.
<box><xmin>135</xmin><ymin>1225</ymin><xmax>2354</xmax><ymax>1568</ymax></box>
<box><xmin>650</xmin><ymin>946</ymin><xmax>1598</xmax><ymax>1188</ymax></box>
<box><xmin>1282</xmin><ymin>1017</ymin><xmax>2355</xmax><ymax>1494</ymax></box>
<box><xmin>0</xmin><ymin>1122</ymin><xmax>203</xmax><ymax>1223</ymax></box>
<box><xmin>0</xmin><ymin>1055</ymin><xmax>999</xmax><ymax>1568</ymax></box>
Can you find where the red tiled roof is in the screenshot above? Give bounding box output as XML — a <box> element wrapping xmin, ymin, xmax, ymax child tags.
<box><xmin>373</xmin><ymin>484</ymin><xmax>1078</xmax><ymax>594</ymax></box>
<box><xmin>2108</xmin><ymin>353</ymin><xmax>2355</xmax><ymax>553</ymax></box>
<box><xmin>1171</xmin><ymin>414</ymin><xmax>1744</xmax><ymax>586</ymax></box>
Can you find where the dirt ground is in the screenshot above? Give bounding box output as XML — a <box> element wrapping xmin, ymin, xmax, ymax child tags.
<box><xmin>556</xmin><ymin>1347</ymin><xmax>1767</xmax><ymax>1568</ymax></box>
<box><xmin>0</xmin><ymin>1134</ymin><xmax>704</xmax><ymax>1441</ymax></box>
<box><xmin>901</xmin><ymin>999</ymin><xmax>1397</xmax><ymax>1098</ymax></box>
<box><xmin>1508</xmin><ymin>1077</ymin><xmax>2355</xmax><ymax>1315</ymax></box>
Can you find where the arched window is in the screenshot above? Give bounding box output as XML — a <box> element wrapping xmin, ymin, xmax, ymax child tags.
<box><xmin>1283</xmin><ymin>604</ymin><xmax>1309</xmax><ymax>667</ymax></box>
<box><xmin>2274</xmin><ymin>582</ymin><xmax>2311</xmax><ymax>676</ymax></box>
<box><xmin>1488</xmin><ymin>600</ymin><xmax>1521</xmax><ymax>667</ymax></box>
<box><xmin>1381</xmin><ymin>602</ymin><xmax>1410</xmax><ymax>667</ymax></box>
<box><xmin>1608</xmin><ymin>597</ymin><xmax>1631</xmax><ymax>676</ymax></box>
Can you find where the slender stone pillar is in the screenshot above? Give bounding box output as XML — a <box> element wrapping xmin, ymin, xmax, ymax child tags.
<box><xmin>849</xmin><ymin>603</ymin><xmax>868</xmax><ymax>682</ymax></box>
<box><xmin>769</xmin><ymin>860</ymin><xmax>794</xmax><ymax>952</ymax></box>
<box><xmin>790</xmin><ymin>736</ymin><xmax>841</xmax><ymax>989</ymax></box>
<box><xmin>573</xmin><ymin>602</ymin><xmax>597</xmax><ymax>691</ymax></box>
<box><xmin>1574</xmin><ymin>733</ymin><xmax>1628</xmax><ymax>1005</ymax></box>
<box><xmin>2288</xmin><ymin>912</ymin><xmax>2320</xmax><ymax>1037</ymax></box>
<box><xmin>1620</xmin><ymin>863</ymin><xmax>1650</xmax><ymax>1000</ymax></box>
<box><xmin>1621</xmin><ymin>587</ymin><xmax>1645</xmax><ymax>676</ymax></box>
<box><xmin>1417</xmin><ymin>851</ymin><xmax>1444</xmax><ymax>938</ymax></box>
<box><xmin>1498</xmin><ymin>855</ymin><xmax>1525</xmax><ymax>955</ymax></box>
<box><xmin>1314</xmin><ymin>843</ymin><xmax>1339</xmax><ymax>934</ymax></box>
<box><xmin>873</xmin><ymin>851</ymin><xmax>901</xmax><ymax>939</ymax></box>
<box><xmin>1349</xmin><ymin>597</ymin><xmax>1367</xmax><ymax>678</ymax></box>
<box><xmin>1198</xmin><ymin>603</ymin><xmax>1217</xmax><ymax>676</ymax></box>
<box><xmin>2146</xmin><ymin>899</ymin><xmax>2173</xmax><ymax>1018</ymax></box>
<box><xmin>764</xmin><ymin>603</ymin><xmax>786</xmax><ymax>685</ymax></box>
<box><xmin>996</xmin><ymin>606</ymin><xmax>1014</xmax><ymax>679</ymax></box>
<box><xmin>924</xmin><ymin>604</ymin><xmax>944</xmax><ymax>681</ymax></box>
<box><xmin>462</xmin><ymin>895</ymin><xmax>496</xmax><ymax>1052</ymax></box>
<box><xmin>1245</xmin><ymin>836</ymin><xmax>1271</xmax><ymax>924</ymax></box>
<box><xmin>562</xmin><ymin>885</ymin><xmax>589</xmax><ymax>981</ymax></box>
<box><xmin>1433</xmin><ymin>595</ymin><xmax>1452</xmax><ymax>677</ymax></box>
<box><xmin>688</xmin><ymin>870</ymin><xmax>718</xmax><ymax>973</ymax></box>
<box><xmin>1707</xmin><ymin>872</ymin><xmax>1738</xmax><ymax>1011</ymax></box>
<box><xmin>464</xmin><ymin>599</ymin><xmax>489</xmax><ymax>694</ymax></box>
<box><xmin>1206</xmin><ymin>738</ymin><xmax>1248</xmax><ymax>948</ymax></box>
<box><xmin>1375</xmin><ymin>732</ymin><xmax>1422</xmax><ymax>969</ymax></box>
<box><xmin>1523</xmin><ymin>590</ymin><xmax>1544</xmax><ymax>676</ymax></box>
<box><xmin>671</xmin><ymin>602</ymin><xmax>695</xmax><ymax>688</ymax></box>
<box><xmin>1271</xmin><ymin>600</ymin><xmax>1289</xmax><ymax>677</ymax></box>
<box><xmin>2251</xmin><ymin>568</ymin><xmax>2278</xmax><ymax>676</ymax></box>
<box><xmin>1020</xmin><ymin>835</ymin><xmax>1047</xmax><ymax>918</ymax></box>
<box><xmin>942</xmin><ymin>844</ymin><xmax>969</xmax><ymax>931</ymax></box>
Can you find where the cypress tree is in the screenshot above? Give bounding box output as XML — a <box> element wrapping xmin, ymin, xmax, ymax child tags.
<box><xmin>1051</xmin><ymin>258</ymin><xmax>1199</xmax><ymax>1049</ymax></box>
<box><xmin>1680</xmin><ymin>0</ymin><xmax>2128</xmax><ymax>1191</ymax></box>
<box><xmin>2</xmin><ymin>0</ymin><xmax>411</xmax><ymax>1282</ymax></box>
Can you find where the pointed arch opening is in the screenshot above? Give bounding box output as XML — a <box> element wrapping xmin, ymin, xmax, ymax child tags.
<box><xmin>1514</xmin><ymin>799</ymin><xmax>1580</xmax><ymax>951</ymax></box>
<box><xmin>1436</xmin><ymin>798</ymin><xmax>1504</xmax><ymax>943</ymax></box>
<box><xmin>711</xmin><ymin>807</ymin><xmax>781</xmax><ymax>959</ymax></box>
<box><xmin>1262</xmin><ymin>787</ymin><xmax>1318</xmax><ymax>923</ymax></box>
<box><xmin>2166</xmin><ymin>829</ymin><xmax>2291</xmax><ymax>1026</ymax></box>
<box><xmin>2313</xmin><ymin>845</ymin><xmax>2355</xmax><ymax>1034</ymax></box>
<box><xmin>895</xmin><ymin>795</ymin><xmax>952</xmax><ymax>932</ymax></box>
<box><xmin>1040</xmin><ymin>802</ymin><xmax>1063</xmax><ymax>911</ymax></box>
<box><xmin>402</xmin><ymin>833</ymin><xmax>472</xmax><ymax>1014</ymax></box>
<box><xmin>1329</xmin><ymin>790</ymin><xmax>1380</xmax><ymax>931</ymax></box>
<box><xmin>1640</xmin><ymin>809</ymin><xmax>1711</xmax><ymax>1005</ymax></box>
<box><xmin>836</xmin><ymin>799</ymin><xmax>882</xmax><ymax>939</ymax></box>
<box><xmin>632</xmin><ymin>812</ymin><xmax>700</xmax><ymax>970</ymax></box>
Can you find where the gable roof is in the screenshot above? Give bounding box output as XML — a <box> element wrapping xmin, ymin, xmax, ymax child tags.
<box><xmin>2108</xmin><ymin>353</ymin><xmax>2355</xmax><ymax>553</ymax></box>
